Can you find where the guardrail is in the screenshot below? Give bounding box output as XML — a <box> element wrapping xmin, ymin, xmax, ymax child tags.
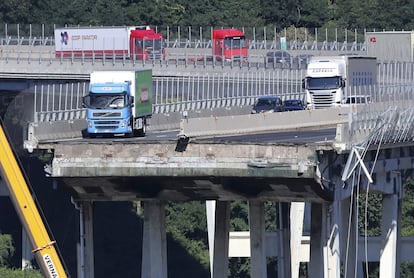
<box><xmin>178</xmin><ymin>107</ymin><xmax>349</xmax><ymax>139</ymax></box>
<box><xmin>4</xmin><ymin>61</ymin><xmax>413</xmax><ymax>126</ymax></box>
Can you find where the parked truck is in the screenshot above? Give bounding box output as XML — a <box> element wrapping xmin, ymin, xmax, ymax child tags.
<box><xmin>366</xmin><ymin>31</ymin><xmax>414</xmax><ymax>62</ymax></box>
<box><xmin>55</xmin><ymin>26</ymin><xmax>165</xmax><ymax>60</ymax></box>
<box><xmin>0</xmin><ymin>121</ymin><xmax>68</xmax><ymax>277</ymax></box>
<box><xmin>82</xmin><ymin>70</ymin><xmax>153</xmax><ymax>137</ymax></box>
<box><xmin>212</xmin><ymin>28</ymin><xmax>248</xmax><ymax>62</ymax></box>
<box><xmin>302</xmin><ymin>56</ymin><xmax>377</xmax><ymax>109</ymax></box>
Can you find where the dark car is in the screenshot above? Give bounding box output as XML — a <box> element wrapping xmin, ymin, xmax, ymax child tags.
<box><xmin>296</xmin><ymin>53</ymin><xmax>313</xmax><ymax>68</ymax></box>
<box><xmin>283</xmin><ymin>99</ymin><xmax>305</xmax><ymax>111</ymax></box>
<box><xmin>264</xmin><ymin>51</ymin><xmax>294</xmax><ymax>64</ymax></box>
<box><xmin>251</xmin><ymin>96</ymin><xmax>284</xmax><ymax>114</ymax></box>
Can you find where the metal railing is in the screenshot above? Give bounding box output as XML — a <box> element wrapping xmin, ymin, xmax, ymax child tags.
<box><xmin>0</xmin><ymin>23</ymin><xmax>370</xmax><ymax>52</ymax></box>
<box><xmin>346</xmin><ymin>84</ymin><xmax>414</xmax><ymax>144</ymax></box>
<box><xmin>24</xmin><ymin>61</ymin><xmax>414</xmax><ymax>125</ymax></box>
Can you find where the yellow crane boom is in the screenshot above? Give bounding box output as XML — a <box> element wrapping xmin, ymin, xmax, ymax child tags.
<box><xmin>0</xmin><ymin>122</ymin><xmax>67</xmax><ymax>277</ymax></box>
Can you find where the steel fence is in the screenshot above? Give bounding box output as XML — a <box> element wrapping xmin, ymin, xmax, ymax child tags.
<box><xmin>0</xmin><ymin>23</ymin><xmax>370</xmax><ymax>52</ymax></box>
<box><xmin>24</xmin><ymin>61</ymin><xmax>414</xmax><ymax>139</ymax></box>
<box><xmin>347</xmin><ymin>84</ymin><xmax>414</xmax><ymax>144</ymax></box>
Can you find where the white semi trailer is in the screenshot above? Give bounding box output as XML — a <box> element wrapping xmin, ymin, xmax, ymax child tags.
<box><xmin>366</xmin><ymin>31</ymin><xmax>414</xmax><ymax>62</ymax></box>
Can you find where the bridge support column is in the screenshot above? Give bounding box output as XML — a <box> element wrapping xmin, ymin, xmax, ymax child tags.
<box><xmin>22</xmin><ymin>228</ymin><xmax>33</xmax><ymax>269</ymax></box>
<box><xmin>309</xmin><ymin>203</ymin><xmax>325</xmax><ymax>278</ymax></box>
<box><xmin>249</xmin><ymin>201</ymin><xmax>267</xmax><ymax>278</ymax></box>
<box><xmin>290</xmin><ymin>202</ymin><xmax>305</xmax><ymax>278</ymax></box>
<box><xmin>380</xmin><ymin>172</ymin><xmax>401</xmax><ymax>278</ymax></box>
<box><xmin>78</xmin><ymin>201</ymin><xmax>94</xmax><ymax>278</ymax></box>
<box><xmin>278</xmin><ymin>202</ymin><xmax>292</xmax><ymax>278</ymax></box>
<box><xmin>341</xmin><ymin>195</ymin><xmax>360</xmax><ymax>278</ymax></box>
<box><xmin>141</xmin><ymin>201</ymin><xmax>167</xmax><ymax>278</ymax></box>
<box><xmin>325</xmin><ymin>189</ymin><xmax>342</xmax><ymax>278</ymax></box>
<box><xmin>206</xmin><ymin>200</ymin><xmax>230</xmax><ymax>278</ymax></box>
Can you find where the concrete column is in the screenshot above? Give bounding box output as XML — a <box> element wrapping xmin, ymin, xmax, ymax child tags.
<box><xmin>206</xmin><ymin>200</ymin><xmax>215</xmax><ymax>277</ymax></box>
<box><xmin>290</xmin><ymin>202</ymin><xmax>305</xmax><ymax>278</ymax></box>
<box><xmin>324</xmin><ymin>190</ymin><xmax>341</xmax><ymax>278</ymax></box>
<box><xmin>341</xmin><ymin>196</ymin><xmax>359</xmax><ymax>278</ymax></box>
<box><xmin>249</xmin><ymin>201</ymin><xmax>267</xmax><ymax>278</ymax></box>
<box><xmin>22</xmin><ymin>228</ymin><xmax>33</xmax><ymax>269</ymax></box>
<box><xmin>85</xmin><ymin>202</ymin><xmax>95</xmax><ymax>278</ymax></box>
<box><xmin>206</xmin><ymin>200</ymin><xmax>230</xmax><ymax>278</ymax></box>
<box><xmin>309</xmin><ymin>203</ymin><xmax>325</xmax><ymax>277</ymax></box>
<box><xmin>141</xmin><ymin>201</ymin><xmax>167</xmax><ymax>278</ymax></box>
<box><xmin>380</xmin><ymin>172</ymin><xmax>401</xmax><ymax>278</ymax></box>
<box><xmin>78</xmin><ymin>201</ymin><xmax>94</xmax><ymax>278</ymax></box>
<box><xmin>279</xmin><ymin>202</ymin><xmax>291</xmax><ymax>278</ymax></box>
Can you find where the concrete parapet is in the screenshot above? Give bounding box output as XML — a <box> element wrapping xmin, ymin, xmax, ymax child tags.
<box><xmin>180</xmin><ymin>107</ymin><xmax>349</xmax><ymax>138</ymax></box>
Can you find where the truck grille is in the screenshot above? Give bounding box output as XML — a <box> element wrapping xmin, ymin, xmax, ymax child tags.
<box><xmin>95</xmin><ymin>121</ymin><xmax>118</xmax><ymax>125</ymax></box>
<box><xmin>94</xmin><ymin>120</ymin><xmax>119</xmax><ymax>130</ymax></box>
<box><xmin>148</xmin><ymin>51</ymin><xmax>162</xmax><ymax>60</ymax></box>
<box><xmin>310</xmin><ymin>91</ymin><xmax>335</xmax><ymax>109</ymax></box>
<box><xmin>96</xmin><ymin>126</ymin><xmax>118</xmax><ymax>130</ymax></box>
<box><xmin>92</xmin><ymin>112</ymin><xmax>122</xmax><ymax>117</ymax></box>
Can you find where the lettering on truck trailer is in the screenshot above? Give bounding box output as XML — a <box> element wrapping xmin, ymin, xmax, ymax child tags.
<box><xmin>81</xmin><ymin>35</ymin><xmax>98</xmax><ymax>40</ymax></box>
<box><xmin>43</xmin><ymin>254</ymin><xmax>59</xmax><ymax>278</ymax></box>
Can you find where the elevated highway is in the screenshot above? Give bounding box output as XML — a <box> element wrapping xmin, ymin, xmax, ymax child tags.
<box><xmin>1</xmin><ymin>50</ymin><xmax>414</xmax><ymax>277</ymax></box>
<box><xmin>31</xmin><ymin>100</ymin><xmax>414</xmax><ymax>278</ymax></box>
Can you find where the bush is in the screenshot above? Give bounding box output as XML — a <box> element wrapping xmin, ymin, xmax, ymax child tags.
<box><xmin>0</xmin><ymin>233</ymin><xmax>14</xmax><ymax>266</ymax></box>
<box><xmin>0</xmin><ymin>267</ymin><xmax>43</xmax><ymax>278</ymax></box>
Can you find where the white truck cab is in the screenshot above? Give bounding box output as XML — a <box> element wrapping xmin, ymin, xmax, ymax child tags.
<box><xmin>303</xmin><ymin>56</ymin><xmax>377</xmax><ymax>109</ymax></box>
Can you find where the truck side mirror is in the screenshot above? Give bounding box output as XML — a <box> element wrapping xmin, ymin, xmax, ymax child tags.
<box><xmin>82</xmin><ymin>96</ymin><xmax>90</xmax><ymax>108</ymax></box>
<box><xmin>129</xmin><ymin>96</ymin><xmax>135</xmax><ymax>107</ymax></box>
<box><xmin>302</xmin><ymin>79</ymin><xmax>306</xmax><ymax>89</ymax></box>
<box><xmin>341</xmin><ymin>78</ymin><xmax>346</xmax><ymax>87</ymax></box>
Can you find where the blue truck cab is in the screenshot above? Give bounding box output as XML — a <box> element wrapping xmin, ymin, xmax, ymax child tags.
<box><xmin>82</xmin><ymin>70</ymin><xmax>152</xmax><ymax>138</ymax></box>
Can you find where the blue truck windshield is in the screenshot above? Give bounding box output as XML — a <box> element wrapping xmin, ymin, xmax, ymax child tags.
<box><xmin>89</xmin><ymin>94</ymin><xmax>127</xmax><ymax>109</ymax></box>
<box><xmin>307</xmin><ymin>77</ymin><xmax>340</xmax><ymax>90</ymax></box>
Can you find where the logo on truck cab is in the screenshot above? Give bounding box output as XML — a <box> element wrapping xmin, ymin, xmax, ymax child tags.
<box><xmin>311</xmin><ymin>68</ymin><xmax>334</xmax><ymax>73</ymax></box>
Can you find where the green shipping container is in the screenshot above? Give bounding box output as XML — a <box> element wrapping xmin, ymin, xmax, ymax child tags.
<box><xmin>134</xmin><ymin>69</ymin><xmax>153</xmax><ymax>118</ymax></box>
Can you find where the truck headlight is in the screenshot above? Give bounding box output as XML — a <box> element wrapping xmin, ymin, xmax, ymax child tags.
<box><xmin>120</xmin><ymin>120</ymin><xmax>126</xmax><ymax>128</ymax></box>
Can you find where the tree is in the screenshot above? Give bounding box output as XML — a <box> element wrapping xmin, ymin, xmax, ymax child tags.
<box><xmin>298</xmin><ymin>0</ymin><xmax>330</xmax><ymax>28</ymax></box>
<box><xmin>0</xmin><ymin>232</ymin><xmax>14</xmax><ymax>266</ymax></box>
<box><xmin>165</xmin><ymin>201</ymin><xmax>210</xmax><ymax>273</ymax></box>
<box><xmin>0</xmin><ymin>0</ymin><xmax>34</xmax><ymax>23</ymax></box>
<box><xmin>90</xmin><ymin>0</ymin><xmax>130</xmax><ymax>26</ymax></box>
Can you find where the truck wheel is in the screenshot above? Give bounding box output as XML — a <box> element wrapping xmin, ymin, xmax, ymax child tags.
<box><xmin>134</xmin><ymin>123</ymin><xmax>146</xmax><ymax>137</ymax></box>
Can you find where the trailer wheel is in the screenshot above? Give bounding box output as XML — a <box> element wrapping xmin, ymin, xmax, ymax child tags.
<box><xmin>134</xmin><ymin>123</ymin><xmax>146</xmax><ymax>137</ymax></box>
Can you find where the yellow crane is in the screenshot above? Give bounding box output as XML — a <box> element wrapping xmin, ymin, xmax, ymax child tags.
<box><xmin>0</xmin><ymin>122</ymin><xmax>68</xmax><ymax>277</ymax></box>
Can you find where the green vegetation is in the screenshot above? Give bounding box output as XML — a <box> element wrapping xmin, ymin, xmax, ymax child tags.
<box><xmin>1</xmin><ymin>0</ymin><xmax>414</xmax><ymax>30</ymax></box>
<box><xmin>0</xmin><ymin>267</ymin><xmax>42</xmax><ymax>278</ymax></box>
<box><xmin>0</xmin><ymin>232</ymin><xmax>14</xmax><ymax>266</ymax></box>
<box><xmin>164</xmin><ymin>177</ymin><xmax>414</xmax><ymax>277</ymax></box>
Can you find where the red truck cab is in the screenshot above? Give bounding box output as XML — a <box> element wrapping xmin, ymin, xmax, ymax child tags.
<box><xmin>130</xmin><ymin>27</ymin><xmax>165</xmax><ymax>60</ymax></box>
<box><xmin>212</xmin><ymin>28</ymin><xmax>248</xmax><ymax>62</ymax></box>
